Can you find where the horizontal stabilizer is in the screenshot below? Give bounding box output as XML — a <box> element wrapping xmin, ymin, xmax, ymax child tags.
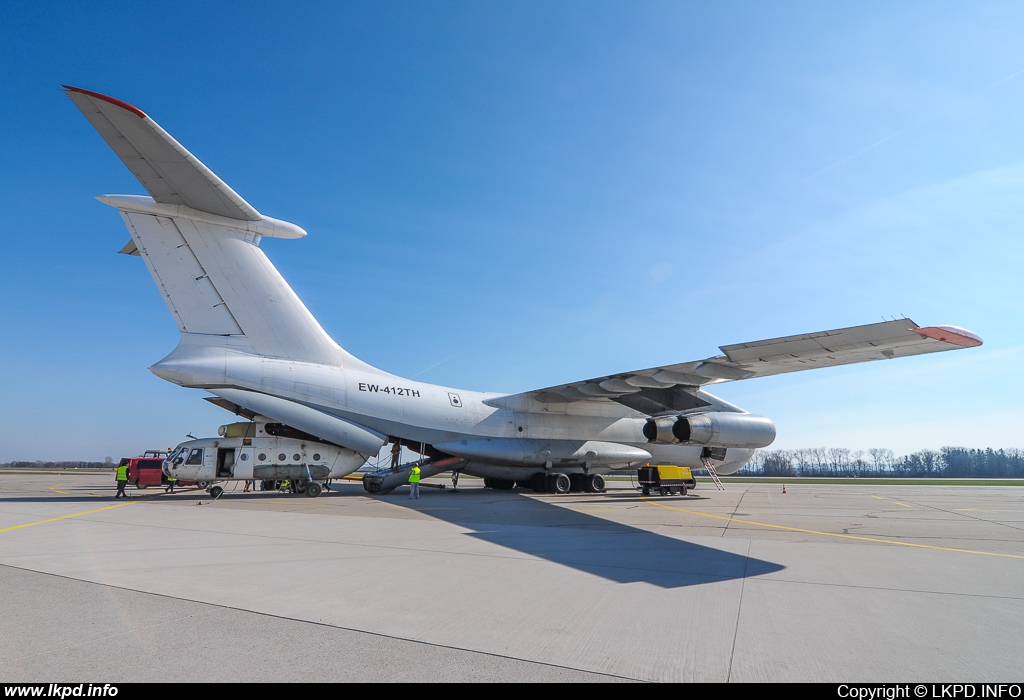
<box><xmin>118</xmin><ymin>239</ymin><xmax>140</xmax><ymax>256</ymax></box>
<box><xmin>64</xmin><ymin>86</ymin><xmax>261</xmax><ymax>221</ymax></box>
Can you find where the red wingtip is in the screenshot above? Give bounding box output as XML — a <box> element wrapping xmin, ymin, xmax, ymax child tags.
<box><xmin>912</xmin><ymin>325</ymin><xmax>983</xmax><ymax>348</ymax></box>
<box><xmin>62</xmin><ymin>85</ymin><xmax>147</xmax><ymax>119</ymax></box>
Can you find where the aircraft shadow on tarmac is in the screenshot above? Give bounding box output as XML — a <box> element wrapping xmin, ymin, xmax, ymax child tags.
<box><xmin>12</xmin><ymin>482</ymin><xmax>785</xmax><ymax>589</ymax></box>
<box><xmin>382</xmin><ymin>487</ymin><xmax>785</xmax><ymax>589</ymax></box>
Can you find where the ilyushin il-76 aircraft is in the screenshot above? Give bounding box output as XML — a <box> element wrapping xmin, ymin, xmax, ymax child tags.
<box><xmin>66</xmin><ymin>86</ymin><xmax>983</xmax><ymax>498</ymax></box>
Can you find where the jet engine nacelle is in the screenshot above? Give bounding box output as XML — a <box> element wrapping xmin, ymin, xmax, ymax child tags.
<box><xmin>641</xmin><ymin>416</ymin><xmax>679</xmax><ymax>444</ymax></box>
<box><xmin>643</xmin><ymin>412</ymin><xmax>776</xmax><ymax>449</ymax></box>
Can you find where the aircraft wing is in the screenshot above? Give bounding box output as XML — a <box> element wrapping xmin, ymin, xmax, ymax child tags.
<box><xmin>64</xmin><ymin>85</ymin><xmax>261</xmax><ymax>221</ymax></box>
<box><xmin>488</xmin><ymin>319</ymin><xmax>981</xmax><ymax>413</ymax></box>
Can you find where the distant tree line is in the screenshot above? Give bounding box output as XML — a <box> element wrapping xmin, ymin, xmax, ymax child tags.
<box><xmin>740</xmin><ymin>447</ymin><xmax>1024</xmax><ymax>478</ymax></box>
<box><xmin>1</xmin><ymin>459</ymin><xmax>114</xmax><ymax>469</ymax></box>
<box><xmin>5</xmin><ymin>450</ymin><xmax>1024</xmax><ymax>478</ymax></box>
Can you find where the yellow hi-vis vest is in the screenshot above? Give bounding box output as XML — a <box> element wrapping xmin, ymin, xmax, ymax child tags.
<box><xmin>116</xmin><ymin>465</ymin><xmax>129</xmax><ymax>481</ymax></box>
<box><xmin>409</xmin><ymin>467</ymin><xmax>421</xmax><ymax>484</ymax></box>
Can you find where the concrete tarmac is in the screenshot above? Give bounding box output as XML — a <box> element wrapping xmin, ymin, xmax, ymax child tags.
<box><xmin>2</xmin><ymin>471</ymin><xmax>1023</xmax><ymax>682</ymax></box>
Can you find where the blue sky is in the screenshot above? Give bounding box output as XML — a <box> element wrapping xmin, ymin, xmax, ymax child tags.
<box><xmin>1</xmin><ymin>1</ymin><xmax>1022</xmax><ymax>461</ymax></box>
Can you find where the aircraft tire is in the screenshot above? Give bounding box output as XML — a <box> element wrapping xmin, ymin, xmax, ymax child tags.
<box><xmin>492</xmin><ymin>479</ymin><xmax>515</xmax><ymax>490</ymax></box>
<box><xmin>306</xmin><ymin>483</ymin><xmax>322</xmax><ymax>498</ymax></box>
<box><xmin>196</xmin><ymin>481</ymin><xmax>210</xmax><ymax>489</ymax></box>
<box><xmin>584</xmin><ymin>474</ymin><xmax>606</xmax><ymax>493</ymax></box>
<box><xmin>549</xmin><ymin>473</ymin><xmax>571</xmax><ymax>494</ymax></box>
<box><xmin>209</xmin><ymin>485</ymin><xmax>224</xmax><ymax>499</ymax></box>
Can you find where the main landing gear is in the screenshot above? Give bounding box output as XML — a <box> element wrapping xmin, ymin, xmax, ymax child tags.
<box><xmin>205</xmin><ymin>479</ymin><xmax>325</xmax><ymax>499</ymax></box>
<box><xmin>482</xmin><ymin>473</ymin><xmax>606</xmax><ymax>494</ymax></box>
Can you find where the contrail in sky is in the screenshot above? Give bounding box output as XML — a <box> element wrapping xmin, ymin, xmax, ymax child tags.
<box><xmin>804</xmin><ymin>67</ymin><xmax>1024</xmax><ymax>182</ymax></box>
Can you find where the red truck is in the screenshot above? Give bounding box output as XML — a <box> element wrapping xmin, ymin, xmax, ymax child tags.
<box><xmin>119</xmin><ymin>450</ymin><xmax>174</xmax><ymax>489</ymax></box>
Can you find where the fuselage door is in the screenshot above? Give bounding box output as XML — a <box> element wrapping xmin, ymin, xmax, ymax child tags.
<box><xmin>217</xmin><ymin>448</ymin><xmax>236</xmax><ymax>478</ymax></box>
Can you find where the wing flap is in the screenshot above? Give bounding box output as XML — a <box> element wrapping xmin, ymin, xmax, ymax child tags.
<box><xmin>488</xmin><ymin>318</ymin><xmax>981</xmax><ymax>412</ymax></box>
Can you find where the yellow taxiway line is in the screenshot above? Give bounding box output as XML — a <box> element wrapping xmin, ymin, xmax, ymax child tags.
<box><xmin>643</xmin><ymin>498</ymin><xmax>1024</xmax><ymax>560</ymax></box>
<box><xmin>0</xmin><ymin>501</ymin><xmax>137</xmax><ymax>534</ymax></box>
<box><xmin>870</xmin><ymin>495</ymin><xmax>912</xmax><ymax>508</ymax></box>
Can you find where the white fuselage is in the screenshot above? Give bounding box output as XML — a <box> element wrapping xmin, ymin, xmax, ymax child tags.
<box><xmin>150</xmin><ymin>336</ymin><xmax>754</xmax><ymax>476</ymax></box>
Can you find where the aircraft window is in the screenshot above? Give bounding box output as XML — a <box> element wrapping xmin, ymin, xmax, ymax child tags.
<box><xmin>239</xmin><ymin>453</ymin><xmax>248</xmax><ymax>461</ymax></box>
<box><xmin>185</xmin><ymin>448</ymin><xmax>204</xmax><ymax>465</ymax></box>
<box><xmin>313</xmin><ymin>453</ymin><xmax>321</xmax><ymax>461</ymax></box>
<box><xmin>293</xmin><ymin>453</ymin><xmax>300</xmax><ymax>461</ymax></box>
<box><xmin>258</xmin><ymin>453</ymin><xmax>267</xmax><ymax>461</ymax></box>
<box><xmin>278</xmin><ymin>453</ymin><xmax>286</xmax><ymax>461</ymax></box>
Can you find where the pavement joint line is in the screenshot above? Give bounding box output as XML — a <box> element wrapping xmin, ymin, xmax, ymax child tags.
<box><xmin>0</xmin><ymin>501</ymin><xmax>137</xmax><ymax>533</ymax></box>
<box><xmin>0</xmin><ymin>563</ymin><xmax>636</xmax><ymax>682</ymax></box>
<box><xmin>912</xmin><ymin>499</ymin><xmax>1024</xmax><ymax>535</ymax></box>
<box><xmin>726</xmin><ymin>538</ymin><xmax>751</xmax><ymax>683</ymax></box>
<box><xmin>642</xmin><ymin>497</ymin><xmax>1024</xmax><ymax>560</ymax></box>
<box><xmin>754</xmin><ymin>574</ymin><xmax>1024</xmax><ymax>601</ymax></box>
<box><xmin>386</xmin><ymin>505</ymin><xmax>460</xmax><ymax>511</ymax></box>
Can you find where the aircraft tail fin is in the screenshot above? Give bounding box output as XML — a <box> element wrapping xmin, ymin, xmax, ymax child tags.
<box><xmin>67</xmin><ymin>86</ymin><xmax>360</xmax><ymax>368</ymax></box>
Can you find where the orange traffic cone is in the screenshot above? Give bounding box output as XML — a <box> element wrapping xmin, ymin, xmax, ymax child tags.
<box><xmin>782</xmin><ymin>484</ymin><xmax>787</xmax><ymax>494</ymax></box>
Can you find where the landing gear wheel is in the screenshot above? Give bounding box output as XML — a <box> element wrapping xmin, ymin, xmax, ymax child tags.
<box><xmin>196</xmin><ymin>481</ymin><xmax>210</xmax><ymax>489</ymax></box>
<box><xmin>209</xmin><ymin>485</ymin><xmax>224</xmax><ymax>499</ymax></box>
<box><xmin>584</xmin><ymin>474</ymin><xmax>606</xmax><ymax>493</ymax></box>
<box><xmin>548</xmin><ymin>473</ymin><xmax>571</xmax><ymax>494</ymax></box>
<box><xmin>306</xmin><ymin>483</ymin><xmax>322</xmax><ymax>498</ymax></box>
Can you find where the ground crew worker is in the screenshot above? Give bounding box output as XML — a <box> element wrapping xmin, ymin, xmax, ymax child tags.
<box><xmin>280</xmin><ymin>479</ymin><xmax>290</xmax><ymax>493</ymax></box>
<box><xmin>408</xmin><ymin>464</ymin><xmax>421</xmax><ymax>499</ymax></box>
<box><xmin>115</xmin><ymin>462</ymin><xmax>129</xmax><ymax>498</ymax></box>
<box><xmin>165</xmin><ymin>475</ymin><xmax>176</xmax><ymax>493</ymax></box>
